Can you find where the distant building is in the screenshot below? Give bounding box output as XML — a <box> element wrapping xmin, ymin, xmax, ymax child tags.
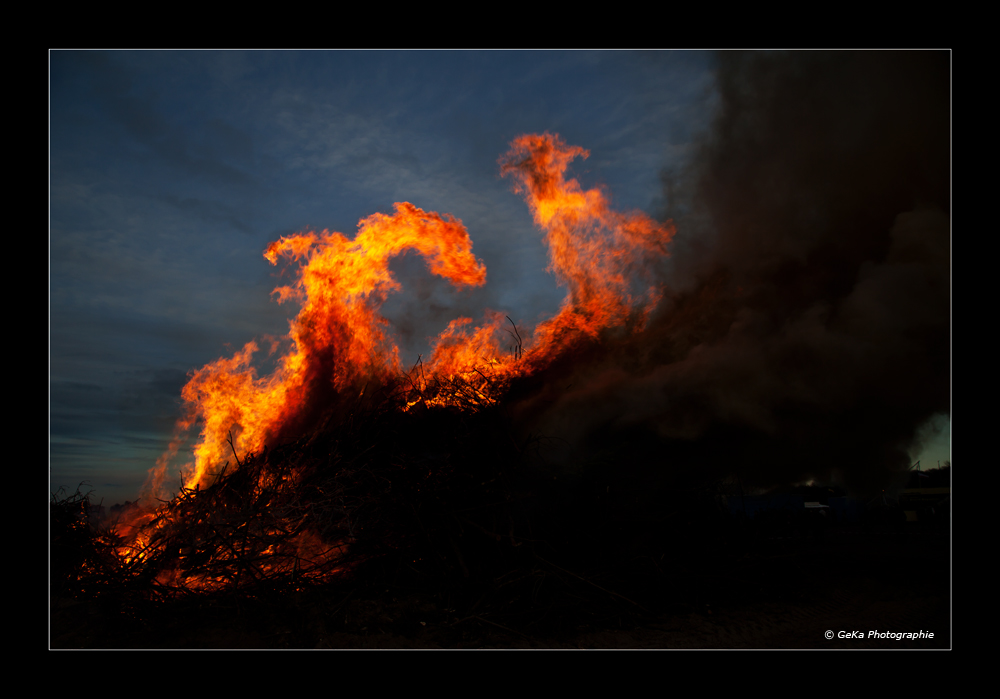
<box><xmin>900</xmin><ymin>464</ymin><xmax>950</xmax><ymax>523</ymax></box>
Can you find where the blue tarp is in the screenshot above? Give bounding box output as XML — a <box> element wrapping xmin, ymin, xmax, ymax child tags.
<box><xmin>727</xmin><ymin>494</ymin><xmax>804</xmax><ymax>518</ymax></box>
<box><xmin>827</xmin><ymin>496</ymin><xmax>865</xmax><ymax>524</ymax></box>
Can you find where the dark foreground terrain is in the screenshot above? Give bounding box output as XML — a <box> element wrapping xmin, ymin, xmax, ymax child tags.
<box><xmin>51</xmin><ymin>521</ymin><xmax>949</xmax><ymax>649</ymax></box>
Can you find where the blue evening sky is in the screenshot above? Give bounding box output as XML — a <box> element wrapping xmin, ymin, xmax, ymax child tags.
<box><xmin>49</xmin><ymin>50</ymin><xmax>949</xmax><ymax>505</ymax></box>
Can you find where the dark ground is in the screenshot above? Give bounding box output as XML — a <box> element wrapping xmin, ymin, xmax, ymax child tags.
<box><xmin>50</xmin><ymin>520</ymin><xmax>950</xmax><ymax>649</ymax></box>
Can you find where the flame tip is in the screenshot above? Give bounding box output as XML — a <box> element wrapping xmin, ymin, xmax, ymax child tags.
<box><xmin>155</xmin><ymin>134</ymin><xmax>673</xmax><ymax>567</ymax></box>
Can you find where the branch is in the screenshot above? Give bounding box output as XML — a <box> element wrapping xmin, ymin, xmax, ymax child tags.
<box><xmin>227</xmin><ymin>430</ymin><xmax>243</xmax><ymax>468</ymax></box>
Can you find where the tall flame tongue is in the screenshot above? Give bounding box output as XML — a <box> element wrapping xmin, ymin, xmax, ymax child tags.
<box><xmin>497</xmin><ymin>133</ymin><xmax>675</xmax><ymax>364</ymax></box>
<box><xmin>178</xmin><ymin>202</ymin><xmax>486</xmax><ymax>490</ymax></box>
<box><xmin>157</xmin><ymin>132</ymin><xmax>674</xmax><ymax>511</ymax></box>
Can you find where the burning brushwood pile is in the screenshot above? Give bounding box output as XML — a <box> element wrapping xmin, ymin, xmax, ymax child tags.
<box><xmin>54</xmin><ymin>378</ymin><xmax>530</xmax><ymax>605</ymax></box>
<box><xmin>52</xmin><ymin>54</ymin><xmax>951</xmax><ymax>647</ymax></box>
<box><xmin>53</xmin><ymin>133</ymin><xmax>680</xmax><ymax>609</ymax></box>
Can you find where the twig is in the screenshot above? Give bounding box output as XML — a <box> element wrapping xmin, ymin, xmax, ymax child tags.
<box><xmin>473</xmin><ymin>368</ymin><xmax>494</xmax><ymax>389</ymax></box>
<box><xmin>449</xmin><ymin>534</ymin><xmax>470</xmax><ymax>578</ymax></box>
<box><xmin>506</xmin><ymin>316</ymin><xmax>522</xmax><ymax>361</ymax></box>
<box><xmin>458</xmin><ymin>515</ymin><xmax>502</xmax><ymax>543</ymax></box>
<box><xmin>534</xmin><ymin>555</ymin><xmax>648</xmax><ymax>612</ymax></box>
<box><xmin>227</xmin><ymin>430</ymin><xmax>243</xmax><ymax>468</ymax></box>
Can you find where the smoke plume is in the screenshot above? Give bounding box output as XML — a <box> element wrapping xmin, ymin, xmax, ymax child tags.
<box><xmin>510</xmin><ymin>51</ymin><xmax>950</xmax><ymax>494</ymax></box>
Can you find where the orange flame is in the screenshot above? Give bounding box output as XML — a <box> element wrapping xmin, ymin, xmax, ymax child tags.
<box><xmin>149</xmin><ymin>132</ymin><xmax>674</xmax><ymax>504</ymax></box>
<box><xmin>499</xmin><ymin>133</ymin><xmax>674</xmax><ymax>361</ymax></box>
<box><xmin>110</xmin><ymin>133</ymin><xmax>678</xmax><ymax>595</ymax></box>
<box><xmin>170</xmin><ymin>202</ymin><xmax>488</xmax><ymax>490</ymax></box>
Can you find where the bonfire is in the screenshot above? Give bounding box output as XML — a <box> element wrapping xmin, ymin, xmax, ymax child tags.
<box><xmin>50</xmin><ymin>54</ymin><xmax>953</xmax><ymax>650</ymax></box>
<box><xmin>53</xmin><ymin>133</ymin><xmax>677</xmax><ymax>607</ymax></box>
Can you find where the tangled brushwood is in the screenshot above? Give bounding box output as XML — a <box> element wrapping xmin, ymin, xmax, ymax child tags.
<box><xmin>50</xmin><ymin>131</ymin><xmax>685</xmax><ymax>610</ymax></box>
<box><xmin>51</xmin><ymin>54</ymin><xmax>951</xmax><ymax>647</ymax></box>
<box><xmin>52</xmin><ymin>369</ymin><xmax>551</xmax><ymax>603</ymax></box>
<box><xmin>52</xmin><ymin>355</ymin><xmax>747</xmax><ymax>637</ymax></box>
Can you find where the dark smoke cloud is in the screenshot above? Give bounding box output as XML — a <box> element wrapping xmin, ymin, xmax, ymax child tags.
<box><xmin>512</xmin><ymin>51</ymin><xmax>950</xmax><ymax>494</ymax></box>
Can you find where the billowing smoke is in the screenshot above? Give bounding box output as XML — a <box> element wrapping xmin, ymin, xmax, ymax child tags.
<box><xmin>509</xmin><ymin>51</ymin><xmax>950</xmax><ymax>494</ymax></box>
